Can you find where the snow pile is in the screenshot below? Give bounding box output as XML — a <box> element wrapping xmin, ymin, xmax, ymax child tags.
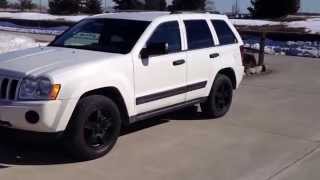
<box><xmin>0</xmin><ymin>21</ymin><xmax>68</xmax><ymax>35</ymax></box>
<box><xmin>286</xmin><ymin>18</ymin><xmax>320</xmax><ymax>34</ymax></box>
<box><xmin>232</xmin><ymin>18</ymin><xmax>320</xmax><ymax>34</ymax></box>
<box><xmin>0</xmin><ymin>12</ymin><xmax>87</xmax><ymax>22</ymax></box>
<box><xmin>0</xmin><ymin>32</ymin><xmax>47</xmax><ymax>53</ymax></box>
<box><xmin>231</xmin><ymin>19</ymin><xmax>280</xmax><ymax>26</ymax></box>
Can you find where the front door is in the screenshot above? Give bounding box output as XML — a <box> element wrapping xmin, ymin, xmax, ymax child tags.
<box><xmin>134</xmin><ymin>21</ymin><xmax>187</xmax><ymax>114</ymax></box>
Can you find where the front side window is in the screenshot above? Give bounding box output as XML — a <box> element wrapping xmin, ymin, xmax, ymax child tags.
<box><xmin>147</xmin><ymin>21</ymin><xmax>181</xmax><ymax>54</ymax></box>
<box><xmin>50</xmin><ymin>19</ymin><xmax>150</xmax><ymax>54</ymax></box>
<box><xmin>184</xmin><ymin>20</ymin><xmax>214</xmax><ymax>50</ymax></box>
<box><xmin>211</xmin><ymin>20</ymin><xmax>238</xmax><ymax>45</ymax></box>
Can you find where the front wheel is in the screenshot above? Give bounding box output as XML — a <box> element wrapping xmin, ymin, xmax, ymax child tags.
<box><xmin>201</xmin><ymin>74</ymin><xmax>233</xmax><ymax>118</ymax></box>
<box><xmin>64</xmin><ymin>95</ymin><xmax>121</xmax><ymax>161</ymax></box>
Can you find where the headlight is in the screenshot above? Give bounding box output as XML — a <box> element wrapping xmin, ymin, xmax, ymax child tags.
<box><xmin>19</xmin><ymin>77</ymin><xmax>61</xmax><ymax>100</ymax></box>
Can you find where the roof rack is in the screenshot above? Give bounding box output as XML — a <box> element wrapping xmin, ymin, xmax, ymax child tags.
<box><xmin>170</xmin><ymin>10</ymin><xmax>221</xmax><ymax>14</ymax></box>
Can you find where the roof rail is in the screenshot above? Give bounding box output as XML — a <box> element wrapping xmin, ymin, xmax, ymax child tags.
<box><xmin>105</xmin><ymin>10</ymin><xmax>164</xmax><ymax>13</ymax></box>
<box><xmin>103</xmin><ymin>10</ymin><xmax>221</xmax><ymax>15</ymax></box>
<box><xmin>170</xmin><ymin>10</ymin><xmax>221</xmax><ymax>14</ymax></box>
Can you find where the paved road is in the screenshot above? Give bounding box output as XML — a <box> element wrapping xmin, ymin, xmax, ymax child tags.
<box><xmin>0</xmin><ymin>55</ymin><xmax>320</xmax><ymax>180</ymax></box>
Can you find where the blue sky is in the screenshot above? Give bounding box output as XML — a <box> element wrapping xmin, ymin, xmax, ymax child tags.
<box><xmin>9</xmin><ymin>0</ymin><xmax>320</xmax><ymax>13</ymax></box>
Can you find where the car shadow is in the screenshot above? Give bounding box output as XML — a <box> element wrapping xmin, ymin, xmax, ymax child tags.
<box><xmin>164</xmin><ymin>105</ymin><xmax>213</xmax><ymax>121</ymax></box>
<box><xmin>0</xmin><ymin>105</ymin><xmax>211</xmax><ymax>167</ymax></box>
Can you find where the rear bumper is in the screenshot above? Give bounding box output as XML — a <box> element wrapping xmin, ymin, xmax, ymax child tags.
<box><xmin>0</xmin><ymin>99</ymin><xmax>78</xmax><ymax>133</ymax></box>
<box><xmin>235</xmin><ymin>66</ymin><xmax>244</xmax><ymax>88</ymax></box>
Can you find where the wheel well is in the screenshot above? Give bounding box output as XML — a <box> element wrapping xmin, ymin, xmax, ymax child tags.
<box><xmin>218</xmin><ymin>68</ymin><xmax>237</xmax><ymax>89</ymax></box>
<box><xmin>80</xmin><ymin>87</ymin><xmax>130</xmax><ymax>125</ymax></box>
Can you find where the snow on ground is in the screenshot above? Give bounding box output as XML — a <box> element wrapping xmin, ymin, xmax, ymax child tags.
<box><xmin>0</xmin><ymin>12</ymin><xmax>318</xmax><ymax>34</ymax></box>
<box><xmin>244</xmin><ymin>38</ymin><xmax>320</xmax><ymax>58</ymax></box>
<box><xmin>0</xmin><ymin>12</ymin><xmax>87</xmax><ymax>22</ymax></box>
<box><xmin>0</xmin><ymin>32</ymin><xmax>47</xmax><ymax>53</ymax></box>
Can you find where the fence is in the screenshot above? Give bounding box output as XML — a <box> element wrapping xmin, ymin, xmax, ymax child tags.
<box><xmin>238</xmin><ymin>30</ymin><xmax>320</xmax><ymax>65</ymax></box>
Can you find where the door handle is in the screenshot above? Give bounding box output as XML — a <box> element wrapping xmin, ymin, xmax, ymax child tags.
<box><xmin>210</xmin><ymin>53</ymin><xmax>220</xmax><ymax>59</ymax></box>
<box><xmin>173</xmin><ymin>59</ymin><xmax>185</xmax><ymax>66</ymax></box>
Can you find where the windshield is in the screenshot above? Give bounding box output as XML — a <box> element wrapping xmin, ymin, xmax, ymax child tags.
<box><xmin>50</xmin><ymin>18</ymin><xmax>150</xmax><ymax>54</ymax></box>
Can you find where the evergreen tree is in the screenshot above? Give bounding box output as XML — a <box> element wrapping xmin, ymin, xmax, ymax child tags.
<box><xmin>0</xmin><ymin>0</ymin><xmax>7</xmax><ymax>8</ymax></box>
<box><xmin>145</xmin><ymin>0</ymin><xmax>167</xmax><ymax>11</ymax></box>
<box><xmin>49</xmin><ymin>0</ymin><xmax>80</xmax><ymax>14</ymax></box>
<box><xmin>248</xmin><ymin>0</ymin><xmax>300</xmax><ymax>18</ymax></box>
<box><xmin>82</xmin><ymin>0</ymin><xmax>102</xmax><ymax>14</ymax></box>
<box><xmin>170</xmin><ymin>0</ymin><xmax>206</xmax><ymax>11</ymax></box>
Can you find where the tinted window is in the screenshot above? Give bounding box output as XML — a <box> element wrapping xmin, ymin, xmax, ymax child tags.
<box><xmin>211</xmin><ymin>20</ymin><xmax>238</xmax><ymax>45</ymax></box>
<box><xmin>147</xmin><ymin>21</ymin><xmax>181</xmax><ymax>54</ymax></box>
<box><xmin>50</xmin><ymin>19</ymin><xmax>150</xmax><ymax>54</ymax></box>
<box><xmin>184</xmin><ymin>20</ymin><xmax>214</xmax><ymax>50</ymax></box>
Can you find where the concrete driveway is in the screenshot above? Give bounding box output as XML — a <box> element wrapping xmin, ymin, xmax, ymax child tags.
<box><xmin>0</xmin><ymin>55</ymin><xmax>320</xmax><ymax>180</ymax></box>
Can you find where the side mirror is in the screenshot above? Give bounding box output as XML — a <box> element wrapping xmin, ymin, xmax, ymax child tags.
<box><xmin>140</xmin><ymin>42</ymin><xmax>168</xmax><ymax>59</ymax></box>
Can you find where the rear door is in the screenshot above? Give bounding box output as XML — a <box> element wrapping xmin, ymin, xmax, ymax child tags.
<box><xmin>183</xmin><ymin>19</ymin><xmax>222</xmax><ymax>101</ymax></box>
<box><xmin>210</xmin><ymin>19</ymin><xmax>242</xmax><ymax>66</ymax></box>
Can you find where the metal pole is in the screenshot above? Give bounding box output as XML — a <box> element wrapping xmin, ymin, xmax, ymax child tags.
<box><xmin>317</xmin><ymin>41</ymin><xmax>320</xmax><ymax>58</ymax></box>
<box><xmin>236</xmin><ymin>0</ymin><xmax>238</xmax><ymax>14</ymax></box>
<box><xmin>39</xmin><ymin>0</ymin><xmax>42</xmax><ymax>13</ymax></box>
<box><xmin>235</xmin><ymin>0</ymin><xmax>238</xmax><ymax>15</ymax></box>
<box><xmin>258</xmin><ymin>32</ymin><xmax>266</xmax><ymax>66</ymax></box>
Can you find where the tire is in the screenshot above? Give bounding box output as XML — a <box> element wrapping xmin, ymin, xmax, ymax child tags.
<box><xmin>64</xmin><ymin>95</ymin><xmax>121</xmax><ymax>161</ymax></box>
<box><xmin>201</xmin><ymin>74</ymin><xmax>233</xmax><ymax>118</ymax></box>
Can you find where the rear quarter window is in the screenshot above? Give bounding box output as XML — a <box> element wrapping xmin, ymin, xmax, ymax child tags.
<box><xmin>184</xmin><ymin>20</ymin><xmax>214</xmax><ymax>50</ymax></box>
<box><xmin>211</xmin><ymin>20</ymin><xmax>238</xmax><ymax>45</ymax></box>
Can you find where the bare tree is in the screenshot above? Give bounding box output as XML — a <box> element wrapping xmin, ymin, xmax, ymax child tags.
<box><xmin>205</xmin><ymin>0</ymin><xmax>215</xmax><ymax>11</ymax></box>
<box><xmin>18</xmin><ymin>0</ymin><xmax>35</xmax><ymax>11</ymax></box>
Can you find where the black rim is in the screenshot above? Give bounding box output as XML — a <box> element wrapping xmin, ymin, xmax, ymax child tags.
<box><xmin>84</xmin><ymin>109</ymin><xmax>114</xmax><ymax>148</ymax></box>
<box><xmin>214</xmin><ymin>82</ymin><xmax>232</xmax><ymax>111</ymax></box>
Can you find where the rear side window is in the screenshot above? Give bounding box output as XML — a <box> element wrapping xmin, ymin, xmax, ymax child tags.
<box><xmin>184</xmin><ymin>20</ymin><xmax>214</xmax><ymax>50</ymax></box>
<box><xmin>147</xmin><ymin>21</ymin><xmax>181</xmax><ymax>53</ymax></box>
<box><xmin>211</xmin><ymin>20</ymin><xmax>238</xmax><ymax>45</ymax></box>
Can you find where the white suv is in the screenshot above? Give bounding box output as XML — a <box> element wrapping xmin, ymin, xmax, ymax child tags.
<box><xmin>0</xmin><ymin>11</ymin><xmax>244</xmax><ymax>160</ymax></box>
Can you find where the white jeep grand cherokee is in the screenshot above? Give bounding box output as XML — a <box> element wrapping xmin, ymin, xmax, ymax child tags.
<box><xmin>0</xmin><ymin>11</ymin><xmax>244</xmax><ymax>160</ymax></box>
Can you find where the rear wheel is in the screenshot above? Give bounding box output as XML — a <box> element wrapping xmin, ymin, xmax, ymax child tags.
<box><xmin>64</xmin><ymin>95</ymin><xmax>121</xmax><ymax>161</ymax></box>
<box><xmin>201</xmin><ymin>74</ymin><xmax>233</xmax><ymax>118</ymax></box>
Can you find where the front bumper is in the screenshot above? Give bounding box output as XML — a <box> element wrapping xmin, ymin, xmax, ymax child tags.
<box><xmin>0</xmin><ymin>99</ymin><xmax>78</xmax><ymax>133</ymax></box>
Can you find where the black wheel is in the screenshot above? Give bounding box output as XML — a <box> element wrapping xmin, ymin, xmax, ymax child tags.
<box><xmin>201</xmin><ymin>74</ymin><xmax>233</xmax><ymax>118</ymax></box>
<box><xmin>64</xmin><ymin>95</ymin><xmax>121</xmax><ymax>161</ymax></box>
